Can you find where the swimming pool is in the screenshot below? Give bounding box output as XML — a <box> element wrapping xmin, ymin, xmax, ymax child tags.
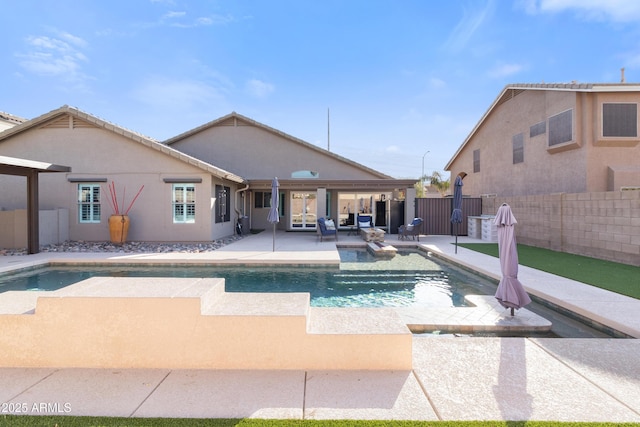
<box><xmin>0</xmin><ymin>249</ymin><xmax>499</xmax><ymax>308</ymax></box>
<box><xmin>0</xmin><ymin>248</ymin><xmax>618</xmax><ymax>338</ymax></box>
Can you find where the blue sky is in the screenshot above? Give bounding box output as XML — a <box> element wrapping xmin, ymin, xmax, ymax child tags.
<box><xmin>2</xmin><ymin>1</ymin><xmax>640</xmax><ymax>179</ymax></box>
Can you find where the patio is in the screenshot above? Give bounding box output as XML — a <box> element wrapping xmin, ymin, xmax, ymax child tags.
<box><xmin>0</xmin><ymin>231</ymin><xmax>639</xmax><ymax>421</ymax></box>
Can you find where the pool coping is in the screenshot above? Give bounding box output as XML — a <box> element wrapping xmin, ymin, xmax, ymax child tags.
<box><xmin>0</xmin><ymin>242</ymin><xmax>619</xmax><ymax>338</ymax></box>
<box><xmin>0</xmin><ymin>232</ymin><xmax>638</xmax><ymax>338</ymax></box>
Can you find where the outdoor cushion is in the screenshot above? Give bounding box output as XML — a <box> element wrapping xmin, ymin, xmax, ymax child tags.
<box><xmin>359</xmin><ymin>221</ymin><xmax>371</xmax><ymax>228</ymax></box>
<box><xmin>325</xmin><ymin>219</ymin><xmax>336</xmax><ymax>230</ymax></box>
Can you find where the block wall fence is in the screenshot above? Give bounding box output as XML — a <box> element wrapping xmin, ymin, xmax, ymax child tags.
<box><xmin>482</xmin><ymin>190</ymin><xmax>640</xmax><ymax>266</ymax></box>
<box><xmin>0</xmin><ymin>208</ymin><xmax>69</xmax><ymax>250</ymax></box>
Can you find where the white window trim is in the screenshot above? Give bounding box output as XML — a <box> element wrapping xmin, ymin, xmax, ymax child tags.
<box><xmin>78</xmin><ymin>184</ymin><xmax>101</xmax><ymax>223</ymax></box>
<box><xmin>172</xmin><ymin>183</ymin><xmax>196</xmax><ymax>223</ymax></box>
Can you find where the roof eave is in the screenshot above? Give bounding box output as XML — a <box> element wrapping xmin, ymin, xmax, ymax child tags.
<box><xmin>0</xmin><ymin>106</ymin><xmax>246</xmax><ymax>185</ymax></box>
<box><xmin>248</xmin><ymin>178</ymin><xmax>417</xmax><ymax>190</ymax></box>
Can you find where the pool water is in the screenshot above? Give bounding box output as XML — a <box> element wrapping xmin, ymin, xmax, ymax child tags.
<box><xmin>0</xmin><ymin>249</ymin><xmax>617</xmax><ymax>338</ymax></box>
<box><xmin>0</xmin><ymin>249</ymin><xmax>497</xmax><ymax>309</ymax></box>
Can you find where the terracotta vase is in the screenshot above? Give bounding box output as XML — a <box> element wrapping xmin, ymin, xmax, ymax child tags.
<box><xmin>108</xmin><ymin>215</ymin><xmax>130</xmax><ymax>244</ymax></box>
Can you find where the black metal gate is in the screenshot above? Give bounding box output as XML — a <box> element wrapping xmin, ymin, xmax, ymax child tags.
<box><xmin>414</xmin><ymin>197</ymin><xmax>481</xmax><ymax>235</ymax></box>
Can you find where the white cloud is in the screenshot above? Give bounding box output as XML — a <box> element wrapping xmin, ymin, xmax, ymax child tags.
<box><xmin>487</xmin><ymin>62</ymin><xmax>525</xmax><ymax>78</ymax></box>
<box><xmin>17</xmin><ymin>31</ymin><xmax>89</xmax><ymax>81</ymax></box>
<box><xmin>385</xmin><ymin>145</ymin><xmax>400</xmax><ymax>153</ymax></box>
<box><xmin>444</xmin><ymin>0</ymin><xmax>496</xmax><ymax>52</ymax></box>
<box><xmin>55</xmin><ymin>30</ymin><xmax>88</xmax><ymax>48</ymax></box>
<box><xmin>154</xmin><ymin>11</ymin><xmax>234</xmax><ymax>28</ymax></box>
<box><xmin>429</xmin><ymin>77</ymin><xmax>447</xmax><ymax>89</ymax></box>
<box><xmin>163</xmin><ymin>11</ymin><xmax>186</xmax><ymax>19</ymax></box>
<box><xmin>245</xmin><ymin>79</ymin><xmax>275</xmax><ymax>99</ymax></box>
<box><xmin>132</xmin><ymin>76</ymin><xmax>227</xmax><ymax>110</ymax></box>
<box><xmin>524</xmin><ymin>0</ymin><xmax>640</xmax><ymax>22</ymax></box>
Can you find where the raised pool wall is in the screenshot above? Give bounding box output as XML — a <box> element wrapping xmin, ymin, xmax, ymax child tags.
<box><xmin>0</xmin><ymin>277</ymin><xmax>412</xmax><ymax>370</ymax></box>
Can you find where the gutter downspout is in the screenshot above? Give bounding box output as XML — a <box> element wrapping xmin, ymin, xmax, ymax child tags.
<box><xmin>234</xmin><ymin>184</ymin><xmax>250</xmax><ymax>233</ymax></box>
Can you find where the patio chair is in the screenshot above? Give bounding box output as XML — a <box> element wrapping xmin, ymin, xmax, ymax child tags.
<box><xmin>317</xmin><ymin>217</ymin><xmax>338</xmax><ymax>241</ymax></box>
<box><xmin>398</xmin><ymin>217</ymin><xmax>423</xmax><ymax>241</ymax></box>
<box><xmin>356</xmin><ymin>214</ymin><xmax>373</xmax><ymax>232</ymax></box>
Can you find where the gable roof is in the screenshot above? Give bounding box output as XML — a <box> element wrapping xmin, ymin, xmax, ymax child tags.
<box><xmin>164</xmin><ymin>111</ymin><xmax>393</xmax><ymax>179</ymax></box>
<box><xmin>0</xmin><ymin>111</ymin><xmax>27</xmax><ymax>127</ymax></box>
<box><xmin>0</xmin><ymin>105</ymin><xmax>245</xmax><ymax>184</ymax></box>
<box><xmin>444</xmin><ymin>82</ymin><xmax>640</xmax><ymax>171</ymax></box>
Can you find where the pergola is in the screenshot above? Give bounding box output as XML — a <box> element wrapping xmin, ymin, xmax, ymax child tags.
<box><xmin>0</xmin><ymin>155</ymin><xmax>71</xmax><ymax>254</ymax></box>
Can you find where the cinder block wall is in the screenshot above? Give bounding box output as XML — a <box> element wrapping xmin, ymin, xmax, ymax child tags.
<box><xmin>483</xmin><ymin>190</ymin><xmax>640</xmax><ymax>266</ymax></box>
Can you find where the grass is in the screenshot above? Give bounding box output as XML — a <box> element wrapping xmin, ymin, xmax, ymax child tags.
<box><xmin>1</xmin><ymin>417</ymin><xmax>639</xmax><ymax>427</ymax></box>
<box><xmin>457</xmin><ymin>243</ymin><xmax>640</xmax><ymax>299</ymax></box>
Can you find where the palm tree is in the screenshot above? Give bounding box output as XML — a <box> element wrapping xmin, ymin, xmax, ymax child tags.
<box><xmin>416</xmin><ymin>171</ymin><xmax>450</xmax><ymax>197</ymax></box>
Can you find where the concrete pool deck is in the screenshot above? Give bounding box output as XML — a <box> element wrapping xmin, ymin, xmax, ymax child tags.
<box><xmin>0</xmin><ymin>232</ymin><xmax>639</xmax><ymax>421</ymax></box>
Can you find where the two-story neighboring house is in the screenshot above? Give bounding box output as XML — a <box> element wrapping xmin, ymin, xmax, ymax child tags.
<box><xmin>445</xmin><ymin>83</ymin><xmax>640</xmax><ymax>197</ymax></box>
<box><xmin>444</xmin><ymin>82</ymin><xmax>640</xmax><ymax>266</ymax></box>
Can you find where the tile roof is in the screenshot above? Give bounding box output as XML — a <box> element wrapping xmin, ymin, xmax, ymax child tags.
<box><xmin>0</xmin><ymin>111</ymin><xmax>27</xmax><ymax>125</ymax></box>
<box><xmin>0</xmin><ymin>105</ymin><xmax>246</xmax><ymax>184</ymax></box>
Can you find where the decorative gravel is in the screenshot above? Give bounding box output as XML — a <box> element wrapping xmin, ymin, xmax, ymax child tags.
<box><xmin>0</xmin><ymin>235</ymin><xmax>246</xmax><ymax>256</ymax></box>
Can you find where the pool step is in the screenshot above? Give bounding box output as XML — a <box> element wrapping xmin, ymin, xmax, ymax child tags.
<box><xmin>396</xmin><ymin>295</ymin><xmax>552</xmax><ymax>334</ymax></box>
<box><xmin>0</xmin><ymin>277</ymin><xmax>412</xmax><ymax>370</ymax></box>
<box><xmin>366</xmin><ymin>242</ymin><xmax>398</xmax><ymax>258</ymax></box>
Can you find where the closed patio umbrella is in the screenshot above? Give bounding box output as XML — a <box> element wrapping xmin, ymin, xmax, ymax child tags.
<box><xmin>450</xmin><ymin>175</ymin><xmax>463</xmax><ymax>253</ymax></box>
<box><xmin>267</xmin><ymin>177</ymin><xmax>279</xmax><ymax>252</ymax></box>
<box><xmin>494</xmin><ymin>203</ymin><xmax>531</xmax><ymax>316</ymax></box>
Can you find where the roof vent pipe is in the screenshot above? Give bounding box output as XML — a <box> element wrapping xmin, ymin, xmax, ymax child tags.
<box><xmin>621</xmin><ymin>67</ymin><xmax>626</xmax><ymax>83</ymax></box>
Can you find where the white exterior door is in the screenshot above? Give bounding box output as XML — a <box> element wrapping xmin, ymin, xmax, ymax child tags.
<box><xmin>290</xmin><ymin>192</ymin><xmax>317</xmax><ymax>229</ymax></box>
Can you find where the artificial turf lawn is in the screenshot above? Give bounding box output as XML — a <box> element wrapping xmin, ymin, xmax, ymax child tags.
<box><xmin>2</xmin><ymin>417</ymin><xmax>639</xmax><ymax>426</ymax></box>
<box><xmin>457</xmin><ymin>243</ymin><xmax>640</xmax><ymax>299</ymax></box>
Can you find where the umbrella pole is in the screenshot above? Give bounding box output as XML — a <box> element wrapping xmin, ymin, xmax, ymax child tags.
<box><xmin>510</xmin><ymin>307</ymin><xmax>514</xmax><ymax>316</ymax></box>
<box><xmin>455</xmin><ymin>224</ymin><xmax>458</xmax><ymax>254</ymax></box>
<box><xmin>272</xmin><ymin>224</ymin><xmax>275</xmax><ymax>252</ymax></box>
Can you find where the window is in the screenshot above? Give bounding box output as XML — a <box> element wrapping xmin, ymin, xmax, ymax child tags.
<box><xmin>215</xmin><ymin>185</ymin><xmax>230</xmax><ymax>223</ymax></box>
<box><xmin>291</xmin><ymin>170</ymin><xmax>319</xmax><ymax>178</ymax></box>
<box><xmin>173</xmin><ymin>184</ymin><xmax>195</xmax><ymax>223</ymax></box>
<box><xmin>513</xmin><ymin>133</ymin><xmax>524</xmax><ymax>164</ymax></box>
<box><xmin>473</xmin><ymin>149</ymin><xmax>480</xmax><ymax>173</ymax></box>
<box><xmin>603</xmin><ymin>103</ymin><xmax>637</xmax><ymax>137</ymax></box>
<box><xmin>78</xmin><ymin>184</ymin><xmax>101</xmax><ymax>223</ymax></box>
<box><xmin>548</xmin><ymin>109</ymin><xmax>573</xmax><ymax>146</ymax></box>
<box><xmin>254</xmin><ymin>191</ymin><xmax>272</xmax><ymax>209</ymax></box>
<box><xmin>530</xmin><ymin>121</ymin><xmax>546</xmax><ymax>138</ymax></box>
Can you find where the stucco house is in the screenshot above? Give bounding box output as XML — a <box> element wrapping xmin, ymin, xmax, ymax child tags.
<box><xmin>0</xmin><ymin>111</ymin><xmax>26</xmax><ymax>133</ymax></box>
<box><xmin>0</xmin><ymin>106</ymin><xmax>246</xmax><ymax>246</ymax></box>
<box><xmin>445</xmin><ymin>82</ymin><xmax>640</xmax><ymax>197</ymax></box>
<box><xmin>164</xmin><ymin>112</ymin><xmax>416</xmax><ymax>233</ymax></box>
<box><xmin>0</xmin><ymin>106</ymin><xmax>417</xmax><ymax>248</ymax></box>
